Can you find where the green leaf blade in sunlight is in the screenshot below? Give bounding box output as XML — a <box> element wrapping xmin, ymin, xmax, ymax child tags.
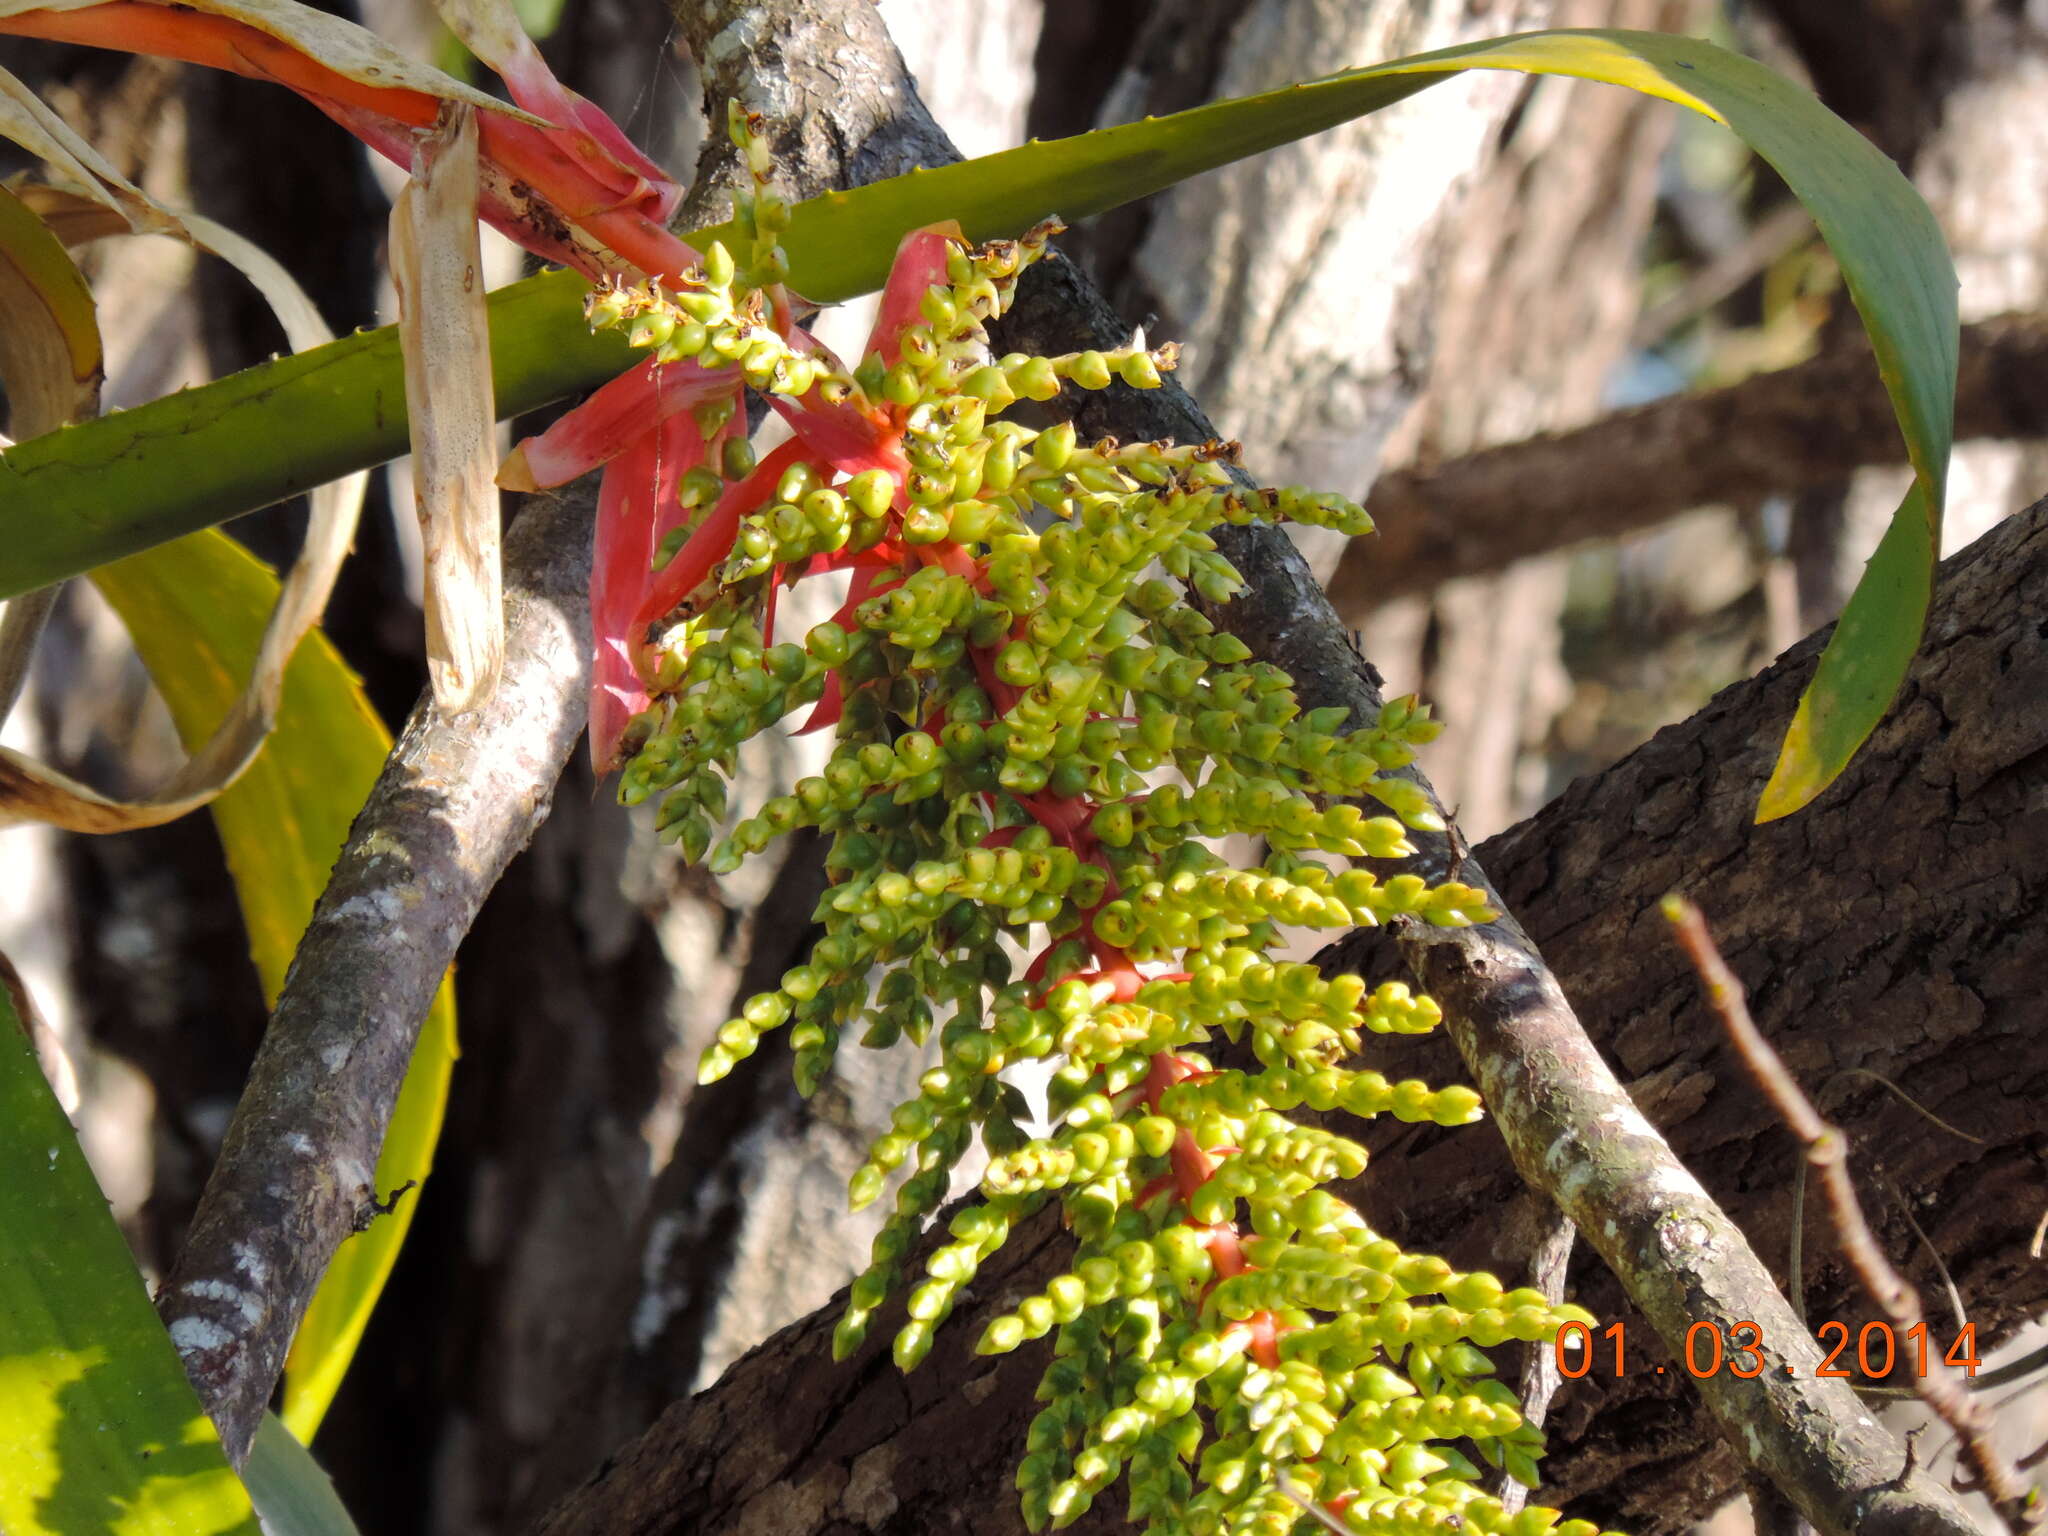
<box><xmin>0</xmin><ymin>980</ymin><xmax>259</xmax><ymax>1536</ymax></box>
<box><xmin>89</xmin><ymin>530</ymin><xmax>459</xmax><ymax>1443</ymax></box>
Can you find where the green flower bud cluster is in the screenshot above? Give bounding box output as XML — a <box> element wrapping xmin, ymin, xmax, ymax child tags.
<box><xmin>1133</xmin><ymin>967</ymin><xmax>1441</xmax><ymax>1044</ymax></box>
<box><xmin>588</xmin><ymin>150</ymin><xmax>1616</xmax><ymax>1536</ymax></box>
<box><xmin>584</xmin><ymin>240</ymin><xmax>827</xmax><ymax>392</ymax></box>
<box><xmin>585</xmin><ymin>106</ymin><xmax>838</xmax><ymax>396</ymax></box>
<box><xmin>1155</xmin><ymin>1066</ymin><xmax>1483</xmax><ymax>1128</ymax></box>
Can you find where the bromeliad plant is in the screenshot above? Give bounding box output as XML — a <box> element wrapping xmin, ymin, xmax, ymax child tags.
<box><xmin>0</xmin><ymin>8</ymin><xmax>1964</xmax><ymax>1535</ymax></box>
<box><xmin>545</xmin><ymin>111</ymin><xmax>1610</xmax><ymax>1536</ymax></box>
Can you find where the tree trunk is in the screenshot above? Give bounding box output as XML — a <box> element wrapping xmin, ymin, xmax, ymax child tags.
<box><xmin>529</xmin><ymin>490</ymin><xmax>2048</xmax><ymax>1536</ymax></box>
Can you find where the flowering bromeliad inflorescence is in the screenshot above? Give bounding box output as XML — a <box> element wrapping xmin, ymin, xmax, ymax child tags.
<box><xmin>512</xmin><ymin>105</ymin><xmax>1616</xmax><ymax>1536</ymax></box>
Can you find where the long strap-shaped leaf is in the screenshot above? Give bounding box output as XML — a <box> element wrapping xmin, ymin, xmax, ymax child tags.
<box><xmin>0</xmin><ymin>27</ymin><xmax>1955</xmax><ymax>813</ymax></box>
<box><xmin>0</xmin><ymin>977</ymin><xmax>260</xmax><ymax>1535</ymax></box>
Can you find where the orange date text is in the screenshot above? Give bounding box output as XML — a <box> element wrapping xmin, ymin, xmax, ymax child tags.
<box><xmin>1553</xmin><ymin>1319</ymin><xmax>1980</xmax><ymax>1381</ymax></box>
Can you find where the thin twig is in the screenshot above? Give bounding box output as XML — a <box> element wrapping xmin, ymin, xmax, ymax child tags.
<box><xmin>1790</xmin><ymin>1160</ymin><xmax>1809</xmax><ymax>1329</ymax></box>
<box><xmin>1495</xmin><ymin>1212</ymin><xmax>1574</xmax><ymax>1515</ymax></box>
<box><xmin>1827</xmin><ymin>1068</ymin><xmax>1988</xmax><ymax>1145</ymax></box>
<box><xmin>1978</xmin><ymin>1343</ymin><xmax>2048</xmax><ymax>1395</ymax></box>
<box><xmin>2023</xmin><ymin>1433</ymin><xmax>2048</xmax><ymax>1474</ymax></box>
<box><xmin>1879</xmin><ymin>1168</ymin><xmax>1970</xmax><ymax>1333</ymax></box>
<box><xmin>1664</xmin><ymin>894</ymin><xmax>2043</xmax><ymax>1531</ymax></box>
<box><xmin>1900</xmin><ymin>1428</ymin><xmax>1925</xmax><ymax>1489</ymax></box>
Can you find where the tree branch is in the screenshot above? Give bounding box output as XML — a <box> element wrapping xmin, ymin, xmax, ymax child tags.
<box><xmin>1327</xmin><ymin>311</ymin><xmax>2048</xmax><ymax>608</ymax></box>
<box><xmin>156</xmin><ymin>484</ymin><xmax>594</xmax><ymax>1464</ymax></box>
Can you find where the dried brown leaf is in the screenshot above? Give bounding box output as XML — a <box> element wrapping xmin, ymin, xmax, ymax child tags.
<box><xmin>390</xmin><ymin>103</ymin><xmax>502</xmax><ymax>713</ymax></box>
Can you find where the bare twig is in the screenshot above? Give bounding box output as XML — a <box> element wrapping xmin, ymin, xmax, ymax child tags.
<box><xmin>1790</xmin><ymin>1160</ymin><xmax>1810</xmax><ymax>1328</ymax></box>
<box><xmin>1879</xmin><ymin>1169</ymin><xmax>1970</xmax><ymax>1333</ymax></box>
<box><xmin>1327</xmin><ymin>311</ymin><xmax>2048</xmax><ymax>609</ymax></box>
<box><xmin>1974</xmin><ymin>1343</ymin><xmax>2048</xmax><ymax>1396</ymax></box>
<box><xmin>1901</xmin><ymin>1428</ymin><xmax>1926</xmax><ymax>1488</ymax></box>
<box><xmin>1828</xmin><ymin>1069</ymin><xmax>1989</xmax><ymax>1146</ymax></box>
<box><xmin>1664</xmin><ymin>894</ymin><xmax>2043</xmax><ymax>1531</ymax></box>
<box><xmin>157</xmin><ymin>483</ymin><xmax>596</xmax><ymax>1465</ymax></box>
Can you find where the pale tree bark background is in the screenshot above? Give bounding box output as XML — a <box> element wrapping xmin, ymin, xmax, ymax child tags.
<box><xmin>0</xmin><ymin>1</ymin><xmax>2044</xmax><ymax>1533</ymax></box>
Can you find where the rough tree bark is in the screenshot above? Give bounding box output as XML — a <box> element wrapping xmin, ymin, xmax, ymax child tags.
<box><xmin>529</xmin><ymin>489</ymin><xmax>2048</xmax><ymax>1536</ymax></box>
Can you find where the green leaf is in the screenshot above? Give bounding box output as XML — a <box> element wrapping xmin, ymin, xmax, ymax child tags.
<box><xmin>0</xmin><ymin>268</ymin><xmax>619</xmax><ymax>598</ymax></box>
<box><xmin>243</xmin><ymin>1415</ymin><xmax>362</xmax><ymax>1536</ymax></box>
<box><xmin>1756</xmin><ymin>481</ymin><xmax>1936</xmax><ymax>819</ymax></box>
<box><xmin>0</xmin><ymin>977</ymin><xmax>259</xmax><ymax>1535</ymax></box>
<box><xmin>0</xmin><ymin>29</ymin><xmax>1954</xmax><ymax>811</ymax></box>
<box><xmin>88</xmin><ymin>531</ymin><xmax>458</xmax><ymax>1443</ymax></box>
<box><xmin>0</xmin><ymin>179</ymin><xmax>100</xmax><ymax>438</ymax></box>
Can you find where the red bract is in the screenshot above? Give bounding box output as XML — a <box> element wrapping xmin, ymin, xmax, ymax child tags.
<box><xmin>868</xmin><ymin>226</ymin><xmax>960</xmax><ymax>366</ymax></box>
<box><xmin>500</xmin><ymin>358</ymin><xmax>739</xmax><ymax>492</ymax></box>
<box><xmin>631</xmin><ymin>439</ymin><xmax>809</xmax><ymax>631</ymax></box>
<box><xmin>588</xmin><ymin>431</ymin><xmax>662</xmax><ymax>774</ymax></box>
<box><xmin>562</xmin><ymin>225</ymin><xmax>992</xmax><ymax>770</ymax></box>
